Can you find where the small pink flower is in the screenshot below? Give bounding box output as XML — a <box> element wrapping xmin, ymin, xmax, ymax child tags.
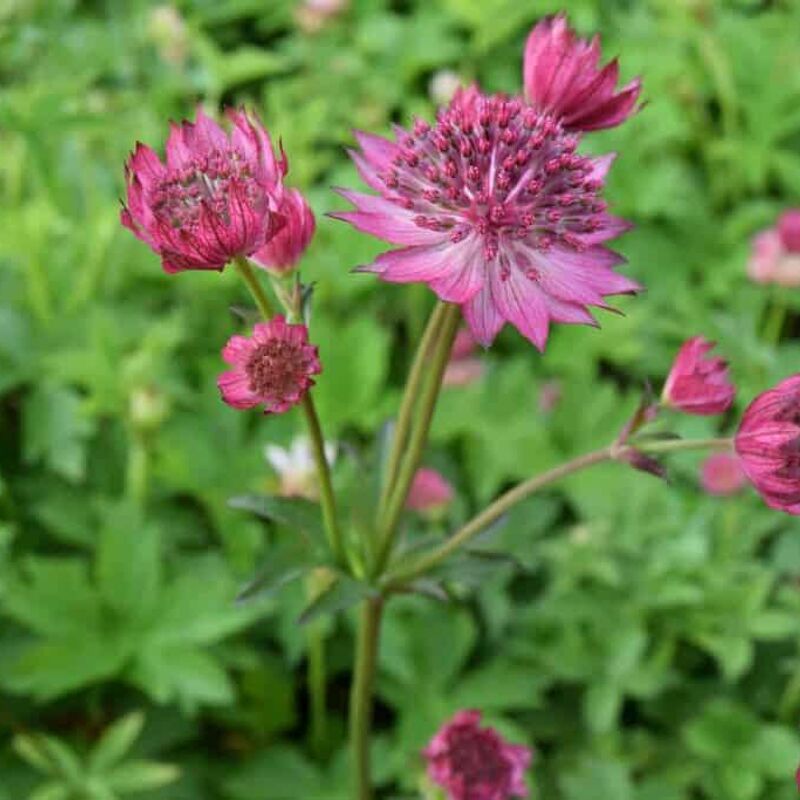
<box><xmin>444</xmin><ymin>328</ymin><xmax>484</xmax><ymax>387</ymax></box>
<box><xmin>217</xmin><ymin>316</ymin><xmax>321</xmax><ymax>414</ymax></box>
<box><xmin>735</xmin><ymin>375</ymin><xmax>800</xmax><ymax>514</ymax></box>
<box><xmin>252</xmin><ymin>188</ymin><xmax>316</xmax><ymax>274</ymax></box>
<box><xmin>662</xmin><ymin>337</ymin><xmax>735</xmax><ymax>415</ymax></box>
<box><xmin>423</xmin><ymin>710</ymin><xmax>532</xmax><ymax>800</ymax></box>
<box><xmin>122</xmin><ymin>108</ymin><xmax>286</xmax><ymax>273</ymax></box>
<box><xmin>406</xmin><ymin>468</ymin><xmax>454</xmax><ymax>511</ymax></box>
<box><xmin>700</xmin><ymin>453</ymin><xmax>746</xmax><ymax>496</ymax></box>
<box><xmin>747</xmin><ymin>209</ymin><xmax>800</xmax><ymax>287</ymax></box>
<box><xmin>334</xmin><ymin>83</ymin><xmax>638</xmax><ymax>350</ymax></box>
<box><xmin>538</xmin><ymin>379</ymin><xmax>562</xmax><ymax>413</ymax></box>
<box><xmin>523</xmin><ymin>14</ymin><xmax>642</xmax><ymax>133</ymax></box>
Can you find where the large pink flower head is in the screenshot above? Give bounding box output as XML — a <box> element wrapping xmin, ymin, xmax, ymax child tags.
<box><xmin>406</xmin><ymin>467</ymin><xmax>454</xmax><ymax>511</ymax></box>
<box><xmin>335</xmin><ymin>83</ymin><xmax>638</xmax><ymax>349</ymax></box>
<box><xmin>217</xmin><ymin>316</ymin><xmax>321</xmax><ymax>414</ymax></box>
<box><xmin>662</xmin><ymin>337</ymin><xmax>735</xmax><ymax>415</ymax></box>
<box><xmin>748</xmin><ymin>209</ymin><xmax>800</xmax><ymax>287</ymax></box>
<box><xmin>252</xmin><ymin>188</ymin><xmax>316</xmax><ymax>274</ymax></box>
<box><xmin>122</xmin><ymin>108</ymin><xmax>286</xmax><ymax>273</ymax></box>
<box><xmin>735</xmin><ymin>375</ymin><xmax>800</xmax><ymax>514</ymax></box>
<box><xmin>423</xmin><ymin>710</ymin><xmax>532</xmax><ymax>800</ymax></box>
<box><xmin>523</xmin><ymin>14</ymin><xmax>641</xmax><ymax>132</ymax></box>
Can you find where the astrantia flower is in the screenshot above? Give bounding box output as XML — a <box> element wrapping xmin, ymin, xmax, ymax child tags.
<box><xmin>265</xmin><ymin>436</ymin><xmax>336</xmax><ymax>499</ymax></box>
<box><xmin>217</xmin><ymin>316</ymin><xmax>320</xmax><ymax>414</ymax></box>
<box><xmin>662</xmin><ymin>337</ymin><xmax>735</xmax><ymax>415</ymax></box>
<box><xmin>406</xmin><ymin>468</ymin><xmax>454</xmax><ymax>511</ymax></box>
<box><xmin>423</xmin><ymin>710</ymin><xmax>532</xmax><ymax>800</ymax></box>
<box><xmin>700</xmin><ymin>452</ymin><xmax>746</xmax><ymax>497</ymax></box>
<box><xmin>122</xmin><ymin>108</ymin><xmax>286</xmax><ymax>273</ymax></box>
<box><xmin>735</xmin><ymin>375</ymin><xmax>800</xmax><ymax>514</ymax></box>
<box><xmin>335</xmin><ymin>84</ymin><xmax>638</xmax><ymax>349</ymax></box>
<box><xmin>747</xmin><ymin>209</ymin><xmax>800</xmax><ymax>287</ymax></box>
<box><xmin>523</xmin><ymin>14</ymin><xmax>641</xmax><ymax>132</ymax></box>
<box><xmin>252</xmin><ymin>188</ymin><xmax>316</xmax><ymax>274</ymax></box>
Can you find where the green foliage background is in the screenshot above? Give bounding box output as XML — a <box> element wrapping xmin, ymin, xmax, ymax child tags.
<box><xmin>2</xmin><ymin>0</ymin><xmax>800</xmax><ymax>798</ymax></box>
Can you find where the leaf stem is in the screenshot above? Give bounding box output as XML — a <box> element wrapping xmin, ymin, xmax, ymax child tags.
<box><xmin>387</xmin><ymin>436</ymin><xmax>733</xmax><ymax>585</ymax></box>
<box><xmin>349</xmin><ymin>597</ymin><xmax>383</xmax><ymax>800</ymax></box>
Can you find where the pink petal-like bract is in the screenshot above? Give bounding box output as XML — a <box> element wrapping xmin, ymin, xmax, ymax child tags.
<box><xmin>217</xmin><ymin>316</ymin><xmax>321</xmax><ymax>414</ymax></box>
<box><xmin>735</xmin><ymin>375</ymin><xmax>800</xmax><ymax>515</ymax></box>
<box><xmin>662</xmin><ymin>337</ymin><xmax>735</xmax><ymax>415</ymax></box>
<box><xmin>252</xmin><ymin>187</ymin><xmax>316</xmax><ymax>273</ymax></box>
<box><xmin>121</xmin><ymin>108</ymin><xmax>287</xmax><ymax>273</ymax></box>
<box><xmin>747</xmin><ymin>212</ymin><xmax>800</xmax><ymax>287</ymax></box>
<box><xmin>778</xmin><ymin>209</ymin><xmax>800</xmax><ymax>253</ymax></box>
<box><xmin>700</xmin><ymin>452</ymin><xmax>746</xmax><ymax>496</ymax></box>
<box><xmin>523</xmin><ymin>14</ymin><xmax>642</xmax><ymax>132</ymax></box>
<box><xmin>406</xmin><ymin>468</ymin><xmax>454</xmax><ymax>511</ymax></box>
<box><xmin>423</xmin><ymin>710</ymin><xmax>533</xmax><ymax>800</ymax></box>
<box><xmin>335</xmin><ymin>82</ymin><xmax>639</xmax><ymax>349</ymax></box>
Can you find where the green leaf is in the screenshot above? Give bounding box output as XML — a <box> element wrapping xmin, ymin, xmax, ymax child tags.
<box><xmin>229</xmin><ymin>494</ymin><xmax>327</xmax><ymax>554</ymax></box>
<box><xmin>105</xmin><ymin>761</ymin><xmax>180</xmax><ymax>792</ymax></box>
<box><xmin>298</xmin><ymin>576</ymin><xmax>376</xmax><ymax>625</ymax></box>
<box><xmin>12</xmin><ymin>735</ymin><xmax>56</xmax><ymax>774</ymax></box>
<box><xmin>28</xmin><ymin>784</ymin><xmax>70</xmax><ymax>800</ymax></box>
<box><xmin>88</xmin><ymin>712</ymin><xmax>146</xmax><ymax>774</ymax></box>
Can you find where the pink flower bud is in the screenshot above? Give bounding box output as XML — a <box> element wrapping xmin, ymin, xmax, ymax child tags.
<box><xmin>423</xmin><ymin>710</ymin><xmax>532</xmax><ymax>800</ymax></box>
<box><xmin>700</xmin><ymin>452</ymin><xmax>746</xmax><ymax>496</ymax></box>
<box><xmin>252</xmin><ymin>188</ymin><xmax>316</xmax><ymax>274</ymax></box>
<box><xmin>217</xmin><ymin>316</ymin><xmax>321</xmax><ymax>414</ymax></box>
<box><xmin>662</xmin><ymin>337</ymin><xmax>735</xmax><ymax>416</ymax></box>
<box><xmin>735</xmin><ymin>374</ymin><xmax>800</xmax><ymax>514</ymax></box>
<box><xmin>747</xmin><ymin>210</ymin><xmax>800</xmax><ymax>287</ymax></box>
<box><xmin>406</xmin><ymin>468</ymin><xmax>453</xmax><ymax>511</ymax></box>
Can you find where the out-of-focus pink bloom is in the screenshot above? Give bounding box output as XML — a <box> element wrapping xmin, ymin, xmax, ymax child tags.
<box><xmin>748</xmin><ymin>209</ymin><xmax>800</xmax><ymax>287</ymax></box>
<box><xmin>334</xmin><ymin>83</ymin><xmax>638</xmax><ymax>350</ymax></box>
<box><xmin>430</xmin><ymin>70</ymin><xmax>463</xmax><ymax>106</ymax></box>
<box><xmin>444</xmin><ymin>328</ymin><xmax>484</xmax><ymax>387</ymax></box>
<box><xmin>735</xmin><ymin>374</ymin><xmax>800</xmax><ymax>514</ymax></box>
<box><xmin>252</xmin><ymin>188</ymin><xmax>316</xmax><ymax>274</ymax></box>
<box><xmin>538</xmin><ymin>379</ymin><xmax>562</xmax><ymax>413</ymax></box>
<box><xmin>423</xmin><ymin>710</ymin><xmax>532</xmax><ymax>800</ymax></box>
<box><xmin>523</xmin><ymin>14</ymin><xmax>641</xmax><ymax>133</ymax></box>
<box><xmin>265</xmin><ymin>436</ymin><xmax>336</xmax><ymax>499</ymax></box>
<box><xmin>217</xmin><ymin>316</ymin><xmax>321</xmax><ymax>414</ymax></box>
<box><xmin>662</xmin><ymin>337</ymin><xmax>735</xmax><ymax>415</ymax></box>
<box><xmin>295</xmin><ymin>0</ymin><xmax>348</xmax><ymax>33</ymax></box>
<box><xmin>700</xmin><ymin>452</ymin><xmax>746</xmax><ymax>496</ymax></box>
<box><xmin>122</xmin><ymin>108</ymin><xmax>286</xmax><ymax>273</ymax></box>
<box><xmin>406</xmin><ymin>468</ymin><xmax>454</xmax><ymax>511</ymax></box>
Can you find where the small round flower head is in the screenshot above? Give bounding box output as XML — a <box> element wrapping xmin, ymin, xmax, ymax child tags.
<box><xmin>423</xmin><ymin>710</ymin><xmax>532</xmax><ymax>800</ymax></box>
<box><xmin>523</xmin><ymin>14</ymin><xmax>642</xmax><ymax>133</ymax></box>
<box><xmin>217</xmin><ymin>316</ymin><xmax>321</xmax><ymax>414</ymax></box>
<box><xmin>252</xmin><ymin>188</ymin><xmax>316</xmax><ymax>274</ymax></box>
<box><xmin>735</xmin><ymin>375</ymin><xmax>800</xmax><ymax>514</ymax></box>
<box><xmin>662</xmin><ymin>337</ymin><xmax>735</xmax><ymax>415</ymax></box>
<box><xmin>748</xmin><ymin>209</ymin><xmax>800</xmax><ymax>287</ymax></box>
<box><xmin>406</xmin><ymin>468</ymin><xmax>454</xmax><ymax>511</ymax></box>
<box><xmin>265</xmin><ymin>436</ymin><xmax>336</xmax><ymax>499</ymax></box>
<box><xmin>122</xmin><ymin>108</ymin><xmax>286</xmax><ymax>273</ymax></box>
<box><xmin>335</xmin><ymin>83</ymin><xmax>638</xmax><ymax>349</ymax></box>
<box><xmin>700</xmin><ymin>452</ymin><xmax>746</xmax><ymax>497</ymax></box>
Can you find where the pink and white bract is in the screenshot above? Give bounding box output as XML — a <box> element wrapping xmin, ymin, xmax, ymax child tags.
<box><xmin>662</xmin><ymin>337</ymin><xmax>735</xmax><ymax>416</ymax></box>
<box><xmin>423</xmin><ymin>710</ymin><xmax>532</xmax><ymax>800</ymax></box>
<box><xmin>747</xmin><ymin>209</ymin><xmax>800</xmax><ymax>287</ymax></box>
<box><xmin>700</xmin><ymin>452</ymin><xmax>746</xmax><ymax>497</ymax></box>
<box><xmin>335</xmin><ymin>80</ymin><xmax>638</xmax><ymax>349</ymax></box>
<box><xmin>217</xmin><ymin>316</ymin><xmax>321</xmax><ymax>414</ymax></box>
<box><xmin>735</xmin><ymin>375</ymin><xmax>800</xmax><ymax>515</ymax></box>
<box><xmin>406</xmin><ymin>468</ymin><xmax>454</xmax><ymax>511</ymax></box>
<box><xmin>523</xmin><ymin>14</ymin><xmax>641</xmax><ymax>133</ymax></box>
<box><xmin>253</xmin><ymin>188</ymin><xmax>316</xmax><ymax>274</ymax></box>
<box><xmin>122</xmin><ymin>108</ymin><xmax>286</xmax><ymax>273</ymax></box>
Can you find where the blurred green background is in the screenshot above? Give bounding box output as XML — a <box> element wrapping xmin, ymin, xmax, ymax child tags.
<box><xmin>3</xmin><ymin>0</ymin><xmax>800</xmax><ymax>798</ymax></box>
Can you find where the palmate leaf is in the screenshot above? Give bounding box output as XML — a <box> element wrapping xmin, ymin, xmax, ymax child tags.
<box><xmin>298</xmin><ymin>575</ymin><xmax>378</xmax><ymax>625</ymax></box>
<box><xmin>88</xmin><ymin>712</ymin><xmax>145</xmax><ymax>774</ymax></box>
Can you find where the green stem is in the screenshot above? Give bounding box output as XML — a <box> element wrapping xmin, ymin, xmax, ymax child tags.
<box><xmin>234</xmin><ymin>256</ymin><xmax>345</xmax><ymax>565</ymax></box>
<box><xmin>125</xmin><ymin>434</ymin><xmax>148</xmax><ymax>507</ymax></box>
<box><xmin>349</xmin><ymin>598</ymin><xmax>383</xmax><ymax>800</ymax></box>
<box><xmin>306</xmin><ymin>572</ymin><xmax>328</xmax><ymax>758</ymax></box>
<box><xmin>377</xmin><ymin>303</ymin><xmax>449</xmax><ymax>516</ymax></box>
<box><xmin>763</xmin><ymin>293</ymin><xmax>787</xmax><ymax>346</ymax></box>
<box><xmin>387</xmin><ymin>436</ymin><xmax>733</xmax><ymax>586</ymax></box>
<box><xmin>374</xmin><ymin>303</ymin><xmax>460</xmax><ymax>574</ymax></box>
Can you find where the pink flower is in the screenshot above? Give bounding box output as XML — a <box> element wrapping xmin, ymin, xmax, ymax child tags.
<box><xmin>444</xmin><ymin>328</ymin><xmax>484</xmax><ymax>387</ymax></box>
<box><xmin>523</xmin><ymin>14</ymin><xmax>642</xmax><ymax>133</ymax></box>
<box><xmin>122</xmin><ymin>108</ymin><xmax>286</xmax><ymax>273</ymax></box>
<box><xmin>735</xmin><ymin>375</ymin><xmax>800</xmax><ymax>514</ymax></box>
<box><xmin>747</xmin><ymin>209</ymin><xmax>800</xmax><ymax>287</ymax></box>
<box><xmin>423</xmin><ymin>710</ymin><xmax>532</xmax><ymax>800</ymax></box>
<box><xmin>662</xmin><ymin>337</ymin><xmax>735</xmax><ymax>415</ymax></box>
<box><xmin>406</xmin><ymin>468</ymin><xmax>454</xmax><ymax>511</ymax></box>
<box><xmin>700</xmin><ymin>453</ymin><xmax>746</xmax><ymax>496</ymax></box>
<box><xmin>334</xmin><ymin>84</ymin><xmax>638</xmax><ymax>350</ymax></box>
<box><xmin>252</xmin><ymin>188</ymin><xmax>316</xmax><ymax>274</ymax></box>
<box><xmin>217</xmin><ymin>316</ymin><xmax>321</xmax><ymax>414</ymax></box>
<box><xmin>538</xmin><ymin>379</ymin><xmax>562</xmax><ymax>413</ymax></box>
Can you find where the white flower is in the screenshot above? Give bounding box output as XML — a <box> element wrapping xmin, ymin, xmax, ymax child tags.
<box><xmin>265</xmin><ymin>436</ymin><xmax>337</xmax><ymax>500</ymax></box>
